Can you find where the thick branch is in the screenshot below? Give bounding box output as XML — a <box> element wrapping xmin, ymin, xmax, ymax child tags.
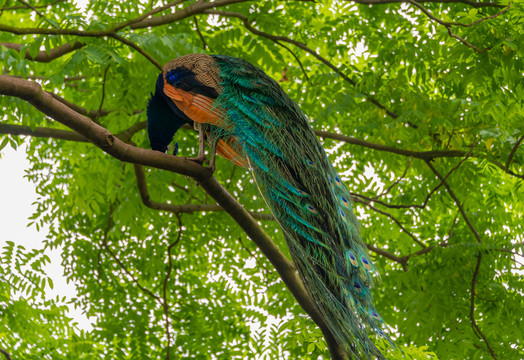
<box><xmin>0</xmin><ymin>74</ymin><xmax>346</xmax><ymax>360</ymax></box>
<box><xmin>0</xmin><ymin>41</ymin><xmax>85</xmax><ymax>62</ymax></box>
<box><xmin>0</xmin><ymin>75</ymin><xmax>212</xmax><ymax>180</ymax></box>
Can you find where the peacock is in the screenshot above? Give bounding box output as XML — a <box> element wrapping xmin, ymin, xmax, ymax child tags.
<box><xmin>147</xmin><ymin>54</ymin><xmax>390</xmax><ymax>359</ymax></box>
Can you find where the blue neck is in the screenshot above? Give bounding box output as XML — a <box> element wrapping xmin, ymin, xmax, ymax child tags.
<box><xmin>147</xmin><ymin>73</ymin><xmax>192</xmax><ymax>152</ymax></box>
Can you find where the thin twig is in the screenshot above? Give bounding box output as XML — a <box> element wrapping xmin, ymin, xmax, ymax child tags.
<box><xmin>109</xmin><ymin>33</ymin><xmax>162</xmax><ymax>70</ymax></box>
<box><xmin>366</xmin><ymin>243</ymin><xmax>408</xmax><ymax>270</ymax></box>
<box><xmin>238</xmin><ymin>236</ymin><xmax>270</xmax><ymax>274</ymax></box>
<box><xmin>315</xmin><ymin>130</ymin><xmax>465</xmax><ymax>159</ymax></box>
<box><xmin>406</xmin><ymin>0</ymin><xmax>510</xmax><ymax>27</ymax></box>
<box><xmin>375</xmin><ymin>157</ymin><xmax>412</xmax><ymax>198</ymax></box>
<box><xmin>133</xmin><ymin>164</ymin><xmax>273</xmax><ymax>220</ymax></box>
<box><xmin>349</xmin><ymin>0</ymin><xmax>505</xmax><ymax>7</ymax></box>
<box><xmin>361</xmin><ymin>201</ymin><xmax>426</xmax><ymax>248</ymax></box>
<box><xmin>362</xmin><ymin>144</ymin><xmax>474</xmax><ymax>209</ymax></box>
<box><xmin>1</xmin><ymin>0</ymin><xmax>65</xmax><ymax>11</ymax></box>
<box><xmin>0</xmin><ymin>349</ymin><xmax>13</xmax><ymax>360</ymax></box>
<box><xmin>111</xmin><ymin>0</ymin><xmax>188</xmax><ymax>33</ymax></box>
<box><xmin>0</xmin><ymin>41</ymin><xmax>85</xmax><ymax>62</ymax></box>
<box><xmin>94</xmin><ymin>64</ymin><xmax>111</xmax><ymax>124</ymax></box>
<box><xmin>16</xmin><ymin>0</ymin><xmax>59</xmax><ymax>28</ymax></box>
<box><xmin>194</xmin><ymin>16</ymin><xmax>209</xmax><ymax>50</ymax></box>
<box><xmin>205</xmin><ymin>10</ymin><xmax>401</xmax><ymax>122</ymax></box>
<box><xmin>274</xmin><ymin>40</ymin><xmax>309</xmax><ymax>81</ymax></box>
<box><xmin>469</xmin><ymin>253</ymin><xmax>498</xmax><ymax>359</ymax></box>
<box><xmin>162</xmin><ymin>213</ymin><xmax>183</xmax><ymax>360</ymax></box>
<box><xmin>490</xmin><ymin>159</ymin><xmax>524</xmax><ymax>180</ymax></box>
<box><xmin>102</xmin><ymin>202</ymin><xmax>162</xmax><ymax>302</ymax></box>
<box><xmin>404</xmin><ymin>0</ymin><xmax>511</xmax><ymax>52</ymax></box>
<box><xmin>425</xmin><ymin>160</ymin><xmax>482</xmax><ymax>242</ymax></box>
<box><xmin>505</xmin><ymin>134</ymin><xmax>524</xmax><ymax>170</ymax></box>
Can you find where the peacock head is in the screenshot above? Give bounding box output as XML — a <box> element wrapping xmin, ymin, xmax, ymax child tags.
<box><xmin>147</xmin><ymin>72</ymin><xmax>192</xmax><ymax>153</ymax></box>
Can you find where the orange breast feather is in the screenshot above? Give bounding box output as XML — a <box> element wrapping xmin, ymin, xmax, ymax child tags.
<box><xmin>163</xmin><ymin>81</ymin><xmax>246</xmax><ymax>167</ymax></box>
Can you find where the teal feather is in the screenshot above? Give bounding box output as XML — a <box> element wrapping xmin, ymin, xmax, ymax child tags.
<box><xmin>209</xmin><ymin>55</ymin><xmax>391</xmax><ymax>359</ymax></box>
<box><xmin>148</xmin><ymin>54</ymin><xmax>392</xmax><ymax>359</ymax></box>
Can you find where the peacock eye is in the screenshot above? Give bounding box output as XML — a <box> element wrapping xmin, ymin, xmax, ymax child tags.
<box><xmin>340</xmin><ymin>209</ymin><xmax>347</xmax><ymax>221</ymax></box>
<box><xmin>306</xmin><ymin>204</ymin><xmax>317</xmax><ymax>213</ymax></box>
<box><xmin>340</xmin><ymin>195</ymin><xmax>349</xmax><ymax>207</ymax></box>
<box><xmin>360</xmin><ymin>256</ymin><xmax>372</xmax><ymax>270</ymax></box>
<box><xmin>346</xmin><ymin>250</ymin><xmax>359</xmax><ymax>267</ymax></box>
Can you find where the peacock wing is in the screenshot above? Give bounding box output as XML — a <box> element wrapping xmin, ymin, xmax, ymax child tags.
<box><xmin>161</xmin><ymin>54</ymin><xmax>246</xmax><ymax>166</ymax></box>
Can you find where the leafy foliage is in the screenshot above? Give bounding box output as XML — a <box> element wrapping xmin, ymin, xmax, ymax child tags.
<box><xmin>0</xmin><ymin>0</ymin><xmax>522</xmax><ymax>359</ymax></box>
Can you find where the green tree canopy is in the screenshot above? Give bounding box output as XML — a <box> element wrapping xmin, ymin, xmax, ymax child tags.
<box><xmin>0</xmin><ymin>0</ymin><xmax>522</xmax><ymax>359</ymax></box>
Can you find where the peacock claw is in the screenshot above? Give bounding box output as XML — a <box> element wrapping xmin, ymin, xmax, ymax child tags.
<box><xmin>185</xmin><ymin>156</ymin><xmax>208</xmax><ymax>165</ymax></box>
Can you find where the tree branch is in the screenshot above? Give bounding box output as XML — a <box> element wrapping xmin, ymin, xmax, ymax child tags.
<box><xmin>0</xmin><ymin>74</ymin><xmax>346</xmax><ymax>360</ymax></box>
<box><xmin>489</xmin><ymin>159</ymin><xmax>524</xmax><ymax>180</ymax></box>
<box><xmin>94</xmin><ymin>64</ymin><xmax>111</xmax><ymax>124</ymax></box>
<box><xmin>314</xmin><ymin>130</ymin><xmax>466</xmax><ymax>160</ymax></box>
<box><xmin>0</xmin><ymin>123</ymin><xmax>88</xmax><ymax>142</ymax></box>
<box><xmin>0</xmin><ymin>349</ymin><xmax>12</xmax><ymax>360</ymax></box>
<box><xmin>375</xmin><ymin>157</ymin><xmax>412</xmax><ymax>198</ymax></box>
<box><xmin>162</xmin><ymin>213</ymin><xmax>183</xmax><ymax>360</ymax></box>
<box><xmin>101</xmin><ymin>202</ymin><xmax>161</xmax><ymax>302</ymax></box>
<box><xmin>505</xmin><ymin>134</ymin><xmax>524</xmax><ymax>170</ymax></box>
<box><xmin>366</xmin><ymin>243</ymin><xmax>408</xmax><ymax>270</ymax></box>
<box><xmin>357</xmin><ymin>144</ymin><xmax>473</xmax><ymax>210</ymax></box>
<box><xmin>425</xmin><ymin>160</ymin><xmax>483</xmax><ymax>242</ymax></box>
<box><xmin>0</xmin><ymin>0</ymin><xmax>65</xmax><ymax>11</ymax></box>
<box><xmin>404</xmin><ymin>0</ymin><xmax>511</xmax><ymax>52</ymax></box>
<box><xmin>109</xmin><ymin>33</ymin><xmax>162</xmax><ymax>70</ymax></box>
<box><xmin>349</xmin><ymin>0</ymin><xmax>505</xmax><ymax>7</ymax></box>
<box><xmin>0</xmin><ymin>31</ymin><xmax>161</xmax><ymax>70</ymax></box>
<box><xmin>0</xmin><ymin>41</ymin><xmax>85</xmax><ymax>62</ymax></box>
<box><xmin>469</xmin><ymin>253</ymin><xmax>498</xmax><ymax>359</ymax></box>
<box><xmin>16</xmin><ymin>0</ymin><xmax>60</xmax><ymax>28</ymax></box>
<box><xmin>0</xmin><ymin>121</ymin><xmax>474</xmax><ymax>161</ymax></box>
<box><xmin>193</xmin><ymin>16</ymin><xmax>210</xmax><ymax>50</ymax></box>
<box><xmin>133</xmin><ymin>164</ymin><xmax>273</xmax><ymax>221</ymax></box>
<box><xmin>205</xmin><ymin>10</ymin><xmax>401</xmax><ymax>122</ymax></box>
<box><xmin>359</xmin><ymin>200</ymin><xmax>426</xmax><ymax>248</ymax></box>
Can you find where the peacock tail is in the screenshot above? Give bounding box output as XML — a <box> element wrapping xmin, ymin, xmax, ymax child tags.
<box><xmin>147</xmin><ymin>54</ymin><xmax>391</xmax><ymax>359</ymax></box>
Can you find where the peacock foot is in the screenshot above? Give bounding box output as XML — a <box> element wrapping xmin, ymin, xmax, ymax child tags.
<box><xmin>185</xmin><ymin>155</ymin><xmax>210</xmax><ymax>166</ymax></box>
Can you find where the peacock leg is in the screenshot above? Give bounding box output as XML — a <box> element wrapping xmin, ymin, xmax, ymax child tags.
<box><xmin>208</xmin><ymin>138</ymin><xmax>217</xmax><ymax>173</ymax></box>
<box><xmin>185</xmin><ymin>123</ymin><xmax>209</xmax><ymax>165</ymax></box>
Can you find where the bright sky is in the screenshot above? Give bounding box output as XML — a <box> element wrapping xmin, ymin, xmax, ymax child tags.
<box><xmin>0</xmin><ymin>145</ymin><xmax>93</xmax><ymax>331</ymax></box>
